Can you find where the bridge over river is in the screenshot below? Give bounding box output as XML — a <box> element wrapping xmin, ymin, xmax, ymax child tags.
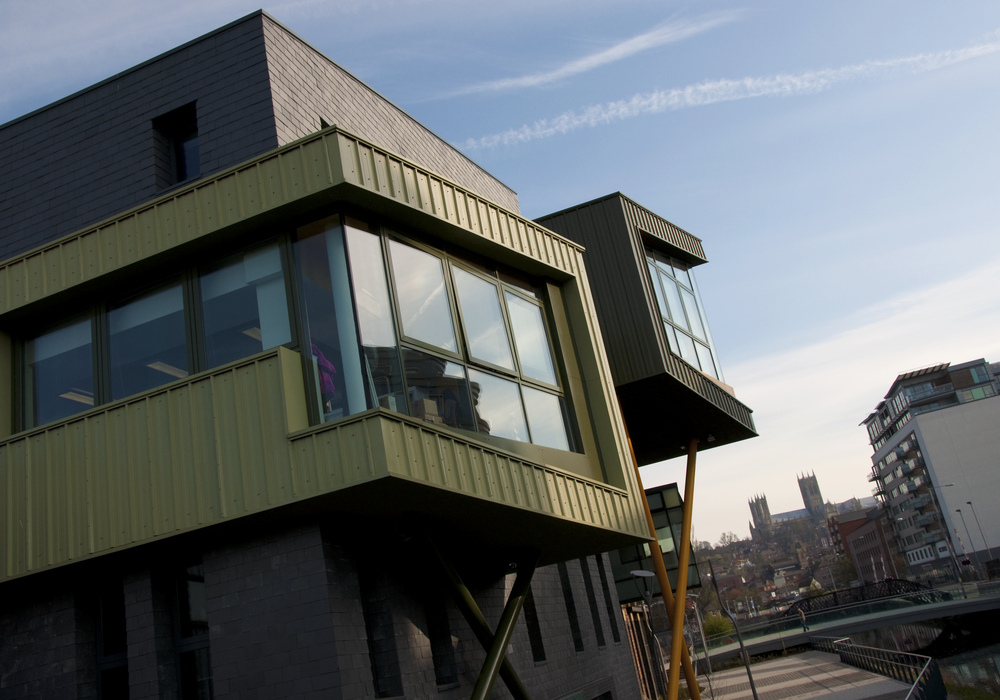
<box><xmin>703</xmin><ymin>580</ymin><xmax>1000</xmax><ymax>665</ymax></box>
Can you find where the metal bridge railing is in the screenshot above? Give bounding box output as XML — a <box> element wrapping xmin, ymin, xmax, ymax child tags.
<box><xmin>811</xmin><ymin>636</ymin><xmax>946</xmax><ymax>700</ymax></box>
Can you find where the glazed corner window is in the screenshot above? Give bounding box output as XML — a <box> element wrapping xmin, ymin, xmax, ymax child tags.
<box><xmin>645</xmin><ymin>248</ymin><xmax>722</xmax><ymax>380</ymax></box>
<box><xmin>384</xmin><ymin>237</ymin><xmax>573</xmax><ymax>451</ymax></box>
<box><xmin>153</xmin><ymin>102</ymin><xmax>200</xmax><ymax>187</ymax></box>
<box><xmin>24</xmin><ymin>316</ymin><xmax>94</xmax><ymax>427</ymax></box>
<box><xmin>293</xmin><ymin>216</ymin><xmax>574</xmax><ymax>451</ymax></box>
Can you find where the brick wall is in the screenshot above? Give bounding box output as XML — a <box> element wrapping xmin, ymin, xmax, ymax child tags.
<box><xmin>0</xmin><ymin>584</ymin><xmax>94</xmax><ymax>698</ymax></box>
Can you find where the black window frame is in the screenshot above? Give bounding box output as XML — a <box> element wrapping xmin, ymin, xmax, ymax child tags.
<box><xmin>15</xmin><ymin>236</ymin><xmax>298</xmax><ymax>432</ymax></box>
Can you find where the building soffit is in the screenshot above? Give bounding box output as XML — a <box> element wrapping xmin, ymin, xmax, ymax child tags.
<box><xmin>0</xmin><ymin>126</ymin><xmax>582</xmax><ymax>318</ymax></box>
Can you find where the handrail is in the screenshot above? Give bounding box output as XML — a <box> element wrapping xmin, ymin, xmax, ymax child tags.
<box><xmin>810</xmin><ymin>637</ymin><xmax>946</xmax><ymax>700</ymax></box>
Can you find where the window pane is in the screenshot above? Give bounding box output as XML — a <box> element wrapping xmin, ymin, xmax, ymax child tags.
<box><xmin>663</xmin><ymin>322</ymin><xmax>679</xmax><ymax>355</ymax></box>
<box><xmin>25</xmin><ymin>317</ymin><xmax>93</xmax><ymax>426</ymax></box>
<box><xmin>695</xmin><ymin>342</ymin><xmax>718</xmax><ymax>379</ymax></box>
<box><xmin>295</xmin><ymin>219</ymin><xmax>366</xmax><ymax>421</ymax></box>
<box><xmin>675</xmin><ymin>331</ymin><xmax>698</xmax><ymax>367</ymax></box>
<box><xmin>468</xmin><ymin>369</ymin><xmax>528</xmax><ymax>441</ymax></box>
<box><xmin>647</xmin><ymin>262</ymin><xmax>668</xmax><ymax>321</ymax></box>
<box><xmin>453</xmin><ymin>268</ymin><xmax>514</xmax><ymax>371</ymax></box>
<box><xmin>344</xmin><ymin>222</ymin><xmax>407</xmax><ymax>415</ymax></box>
<box><xmin>672</xmin><ymin>260</ymin><xmax>692</xmax><ymax>288</ymax></box>
<box><xmin>109</xmin><ymin>283</ymin><xmax>188</xmax><ymax>400</ymax></box>
<box><xmin>505</xmin><ymin>292</ymin><xmax>557</xmax><ymax>386</ymax></box>
<box><xmin>200</xmin><ymin>241</ymin><xmax>290</xmax><ymax>368</ymax></box>
<box><xmin>388</xmin><ymin>240</ymin><xmax>458</xmax><ymax>353</ymax></box>
<box><xmin>522</xmin><ymin>386</ymin><xmax>570</xmax><ymax>451</ymax></box>
<box><xmin>663</xmin><ymin>279</ymin><xmax>685</xmax><ymax>330</ymax></box>
<box><xmin>403</xmin><ymin>348</ymin><xmax>475</xmax><ymax>431</ymax></box>
<box><xmin>179</xmin><ymin>648</ymin><xmax>213</xmax><ymax>700</ymax></box>
<box><xmin>681</xmin><ymin>288</ymin><xmax>706</xmax><ymax>341</ymax></box>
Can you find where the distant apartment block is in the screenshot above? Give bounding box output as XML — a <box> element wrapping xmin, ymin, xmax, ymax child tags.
<box><xmin>862</xmin><ymin>359</ymin><xmax>1000</xmax><ymax>579</ymax></box>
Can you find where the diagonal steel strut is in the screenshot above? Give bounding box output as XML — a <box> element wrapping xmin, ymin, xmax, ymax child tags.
<box><xmin>424</xmin><ymin>536</ymin><xmax>534</xmax><ymax>700</ymax></box>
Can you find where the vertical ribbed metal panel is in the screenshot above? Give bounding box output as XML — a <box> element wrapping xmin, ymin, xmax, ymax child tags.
<box><xmin>538</xmin><ymin>197</ymin><xmax>665</xmax><ymax>386</ymax></box>
<box><xmin>0</xmin><ymin>128</ymin><xmax>580</xmax><ymax>316</ymax></box>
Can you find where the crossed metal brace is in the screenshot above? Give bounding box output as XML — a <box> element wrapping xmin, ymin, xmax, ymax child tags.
<box><xmin>424</xmin><ymin>535</ymin><xmax>538</xmax><ymax>700</ymax></box>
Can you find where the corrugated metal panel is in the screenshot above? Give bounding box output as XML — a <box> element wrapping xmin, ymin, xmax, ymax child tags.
<box><xmin>619</xmin><ymin>195</ymin><xmax>706</xmax><ymax>263</ymax></box>
<box><xmin>373</xmin><ymin>417</ymin><xmax>642</xmax><ymax>535</ymax></box>
<box><xmin>0</xmin><ymin>347</ymin><xmax>645</xmax><ymax>582</ymax></box>
<box><xmin>0</xmin><ymin>128</ymin><xmax>580</xmax><ymax>316</ymax></box>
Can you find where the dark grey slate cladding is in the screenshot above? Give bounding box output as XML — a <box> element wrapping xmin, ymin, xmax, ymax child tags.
<box><xmin>260</xmin><ymin>15</ymin><xmax>519</xmax><ymax>213</ymax></box>
<box><xmin>0</xmin><ymin>13</ymin><xmax>279</xmax><ymax>261</ymax></box>
<box><xmin>0</xmin><ymin>11</ymin><xmax>518</xmax><ymax>264</ymax></box>
<box><xmin>537</xmin><ymin>195</ymin><xmax>667</xmax><ymax>386</ymax></box>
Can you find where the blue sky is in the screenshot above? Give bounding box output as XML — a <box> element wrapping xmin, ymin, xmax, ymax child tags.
<box><xmin>4</xmin><ymin>1</ymin><xmax>1000</xmax><ymax>543</ymax></box>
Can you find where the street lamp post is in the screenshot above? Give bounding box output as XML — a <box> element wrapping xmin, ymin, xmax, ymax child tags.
<box><xmin>686</xmin><ymin>593</ymin><xmax>712</xmax><ymax>676</ymax></box>
<box><xmin>926</xmin><ymin>482</ymin><xmax>959</xmax><ymax>582</ymax></box>
<box><xmin>967</xmin><ymin>500</ymin><xmax>993</xmax><ymax>570</ymax></box>
<box><xmin>956</xmin><ymin>509</ymin><xmax>983</xmax><ymax>579</ymax></box>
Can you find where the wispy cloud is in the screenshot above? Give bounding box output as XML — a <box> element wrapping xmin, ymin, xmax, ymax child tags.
<box><xmin>449</xmin><ymin>12</ymin><xmax>742</xmax><ymax>97</ymax></box>
<box><xmin>462</xmin><ymin>36</ymin><xmax>1000</xmax><ymax>149</ymax></box>
<box><xmin>644</xmin><ymin>255</ymin><xmax>1000</xmax><ymax>542</ymax></box>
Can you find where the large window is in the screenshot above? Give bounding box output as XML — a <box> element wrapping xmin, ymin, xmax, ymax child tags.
<box><xmin>21</xmin><ymin>240</ymin><xmax>292</xmax><ymax>430</ymax></box>
<box><xmin>646</xmin><ymin>248</ymin><xmax>722</xmax><ymax>380</ymax></box>
<box><xmin>19</xmin><ymin>214</ymin><xmax>575</xmax><ymax>454</ymax></box>
<box><xmin>293</xmin><ymin>216</ymin><xmax>573</xmax><ymax>451</ymax></box>
<box><xmin>384</xmin><ymin>235</ymin><xmax>572</xmax><ymax>451</ymax></box>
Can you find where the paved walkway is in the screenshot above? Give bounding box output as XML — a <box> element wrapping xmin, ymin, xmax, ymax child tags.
<box><xmin>701</xmin><ymin>650</ymin><xmax>911</xmax><ymax>700</ymax></box>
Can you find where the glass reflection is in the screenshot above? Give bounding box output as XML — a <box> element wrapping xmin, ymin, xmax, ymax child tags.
<box><xmin>663</xmin><ymin>278</ymin><xmax>685</xmax><ymax>329</ymax></box>
<box><xmin>468</xmin><ymin>369</ymin><xmax>528</xmax><ymax>441</ymax></box>
<box><xmin>453</xmin><ymin>268</ymin><xmax>514</xmax><ymax>371</ymax></box>
<box><xmin>388</xmin><ymin>240</ymin><xmax>458</xmax><ymax>353</ymax></box>
<box><xmin>696</xmin><ymin>343</ymin><xmax>717</xmax><ymax>379</ymax></box>
<box><xmin>505</xmin><ymin>292</ymin><xmax>557</xmax><ymax>386</ymax></box>
<box><xmin>681</xmin><ymin>288</ymin><xmax>706</xmax><ymax>341</ymax></box>
<box><xmin>25</xmin><ymin>316</ymin><xmax>93</xmax><ymax>427</ymax></box>
<box><xmin>344</xmin><ymin>221</ymin><xmax>407</xmax><ymax>415</ymax></box>
<box><xmin>109</xmin><ymin>283</ymin><xmax>188</xmax><ymax>400</ymax></box>
<box><xmin>200</xmin><ymin>241</ymin><xmax>290</xmax><ymax>368</ymax></box>
<box><xmin>522</xmin><ymin>385</ymin><xmax>570</xmax><ymax>451</ymax></box>
<box><xmin>295</xmin><ymin>218</ymin><xmax>366</xmax><ymax>421</ymax></box>
<box><xmin>403</xmin><ymin>348</ymin><xmax>475</xmax><ymax>431</ymax></box>
<box><xmin>675</xmin><ymin>331</ymin><xmax>698</xmax><ymax>368</ymax></box>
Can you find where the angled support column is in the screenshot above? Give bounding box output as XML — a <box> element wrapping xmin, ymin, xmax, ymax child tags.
<box><xmin>668</xmin><ymin>438</ymin><xmax>699</xmax><ymax>700</ymax></box>
<box><xmin>424</xmin><ymin>537</ymin><xmax>533</xmax><ymax>700</ymax></box>
<box><xmin>625</xmin><ymin>433</ymin><xmax>702</xmax><ymax>700</ymax></box>
<box><xmin>471</xmin><ymin>555</ymin><xmax>537</xmax><ymax>700</ymax></box>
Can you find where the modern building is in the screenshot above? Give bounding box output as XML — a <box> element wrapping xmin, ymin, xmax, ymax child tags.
<box><xmin>862</xmin><ymin>359</ymin><xmax>1000</xmax><ymax>580</ymax></box>
<box><xmin>0</xmin><ymin>13</ymin><xmax>657</xmax><ymax>699</ymax></box>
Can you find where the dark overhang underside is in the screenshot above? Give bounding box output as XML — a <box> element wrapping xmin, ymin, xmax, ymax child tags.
<box><xmin>617</xmin><ymin>373</ymin><xmax>757</xmax><ymax>465</ymax></box>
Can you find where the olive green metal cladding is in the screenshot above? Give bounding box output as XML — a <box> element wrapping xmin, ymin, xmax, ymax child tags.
<box><xmin>0</xmin><ymin>127</ymin><xmax>649</xmax><ymax>583</ymax></box>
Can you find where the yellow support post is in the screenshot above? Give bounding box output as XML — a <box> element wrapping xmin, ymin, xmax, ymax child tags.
<box><xmin>626</xmin><ymin>434</ymin><xmax>702</xmax><ymax>700</ymax></box>
<box><xmin>667</xmin><ymin>438</ymin><xmax>699</xmax><ymax>700</ymax></box>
